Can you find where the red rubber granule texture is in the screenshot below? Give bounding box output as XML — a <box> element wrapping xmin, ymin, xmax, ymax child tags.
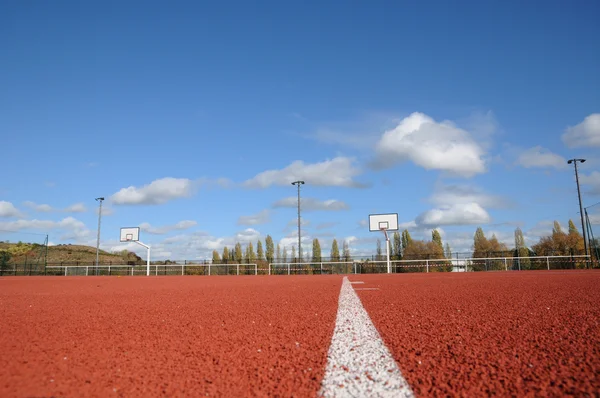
<box><xmin>0</xmin><ymin>275</ymin><xmax>341</xmax><ymax>397</ymax></box>
<box><xmin>349</xmin><ymin>271</ymin><xmax>600</xmax><ymax>397</ymax></box>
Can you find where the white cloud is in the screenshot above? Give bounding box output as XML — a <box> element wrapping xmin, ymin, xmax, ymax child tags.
<box><xmin>515</xmin><ymin>146</ymin><xmax>567</xmax><ymax>169</ymax></box>
<box><xmin>65</xmin><ymin>203</ymin><xmax>87</xmax><ymax>213</ymax></box>
<box><xmin>237</xmin><ymin>210</ymin><xmax>271</xmax><ymax>226</ymax></box>
<box><xmin>579</xmin><ymin>171</ymin><xmax>600</xmax><ymax>195</ymax></box>
<box><xmin>0</xmin><ymin>201</ymin><xmax>24</xmax><ymax>218</ymax></box>
<box><xmin>243</xmin><ymin>157</ymin><xmax>366</xmax><ymax>188</ymax></box>
<box><xmin>110</xmin><ymin>177</ymin><xmax>194</xmax><ymax>205</ymax></box>
<box><xmin>0</xmin><ymin>217</ymin><xmax>91</xmax><ymax>241</ymax></box>
<box><xmin>428</xmin><ymin>183</ymin><xmax>510</xmax><ymax>209</ymax></box>
<box><xmin>561</xmin><ymin>113</ymin><xmax>600</xmax><ymax>148</ymax></box>
<box><xmin>139</xmin><ymin>220</ymin><xmax>197</xmax><ymax>235</ymax></box>
<box><xmin>416</xmin><ymin>203</ymin><xmax>491</xmax><ymax>227</ymax></box>
<box><xmin>23</xmin><ymin>201</ymin><xmax>53</xmax><ymax>212</ymax></box>
<box><xmin>273</xmin><ymin>197</ymin><xmax>349</xmax><ymax>211</ymax></box>
<box><xmin>373</xmin><ymin>112</ymin><xmax>487</xmax><ymax>177</ymax></box>
<box><xmin>23</xmin><ymin>201</ymin><xmax>88</xmax><ymax>213</ymax></box>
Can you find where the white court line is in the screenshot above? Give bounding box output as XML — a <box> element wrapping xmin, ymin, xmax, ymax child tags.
<box><xmin>354</xmin><ymin>287</ymin><xmax>380</xmax><ymax>291</ymax></box>
<box><xmin>350</xmin><ymin>281</ymin><xmax>364</xmax><ymax>284</ymax></box>
<box><xmin>319</xmin><ymin>277</ymin><xmax>414</xmax><ymax>397</ymax></box>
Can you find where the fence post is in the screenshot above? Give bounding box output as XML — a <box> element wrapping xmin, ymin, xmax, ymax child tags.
<box><xmin>181</xmin><ymin>264</ymin><xmax>184</xmax><ymax>276</ymax></box>
<box><xmin>268</xmin><ymin>263</ymin><xmax>271</xmax><ymax>276</ymax></box>
<box><xmin>426</xmin><ymin>260</ymin><xmax>429</xmax><ymax>273</ymax></box>
<box><xmin>65</xmin><ymin>266</ymin><xmax>68</xmax><ymax>276</ymax></box>
<box><xmin>546</xmin><ymin>256</ymin><xmax>550</xmax><ymax>270</ymax></box>
<box><xmin>237</xmin><ymin>264</ymin><xmax>239</xmax><ymax>276</ymax></box>
<box><xmin>209</xmin><ymin>263</ymin><xmax>211</xmax><ymax>276</ymax></box>
<box><xmin>255</xmin><ymin>263</ymin><xmax>257</xmax><ymax>275</ymax></box>
<box><xmin>288</xmin><ymin>263</ymin><xmax>290</xmax><ymax>275</ymax></box>
<box><xmin>504</xmin><ymin>258</ymin><xmax>507</xmax><ymax>271</ymax></box>
<box><xmin>320</xmin><ymin>262</ymin><xmax>323</xmax><ymax>274</ymax></box>
<box><xmin>86</xmin><ymin>266</ymin><xmax>89</xmax><ymax>276</ymax></box>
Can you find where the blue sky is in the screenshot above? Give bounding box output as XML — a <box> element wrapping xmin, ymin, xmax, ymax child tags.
<box><xmin>1</xmin><ymin>0</ymin><xmax>599</xmax><ymax>260</ymax></box>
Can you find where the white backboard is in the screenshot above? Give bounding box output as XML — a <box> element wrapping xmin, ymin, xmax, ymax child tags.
<box><xmin>369</xmin><ymin>213</ymin><xmax>399</xmax><ymax>232</ymax></box>
<box><xmin>120</xmin><ymin>227</ymin><xmax>140</xmax><ymax>242</ymax></box>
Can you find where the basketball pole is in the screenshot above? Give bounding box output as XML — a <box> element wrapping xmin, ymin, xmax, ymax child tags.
<box><xmin>381</xmin><ymin>228</ymin><xmax>391</xmax><ymax>274</ymax></box>
<box><xmin>131</xmin><ymin>240</ymin><xmax>151</xmax><ymax>276</ymax></box>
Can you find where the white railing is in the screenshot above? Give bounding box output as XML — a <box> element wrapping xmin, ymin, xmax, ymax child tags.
<box><xmin>34</xmin><ymin>255</ymin><xmax>596</xmax><ymax>276</ymax></box>
<box><xmin>45</xmin><ymin>263</ymin><xmax>259</xmax><ymax>276</ymax></box>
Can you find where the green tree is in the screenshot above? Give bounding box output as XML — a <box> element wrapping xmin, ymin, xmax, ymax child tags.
<box><xmin>256</xmin><ymin>240</ymin><xmax>265</xmax><ymax>261</ymax></box>
<box><xmin>222</xmin><ymin>246</ymin><xmax>229</xmax><ymax>263</ymax></box>
<box><xmin>265</xmin><ymin>235</ymin><xmax>274</xmax><ymax>263</ymax></box>
<box><xmin>212</xmin><ymin>250</ymin><xmax>221</xmax><ymax>264</ymax></box>
<box><xmin>568</xmin><ymin>219</ymin><xmax>578</xmax><ymax>235</ymax></box>
<box><xmin>0</xmin><ymin>250</ymin><xmax>11</xmax><ymax>270</ymax></box>
<box><xmin>401</xmin><ymin>230</ymin><xmax>412</xmax><ymax>253</ymax></box>
<box><xmin>376</xmin><ymin>239</ymin><xmax>382</xmax><ymax>260</ymax></box>
<box><xmin>342</xmin><ymin>240</ymin><xmax>351</xmax><ymax>261</ymax></box>
<box><xmin>234</xmin><ymin>243</ymin><xmax>243</xmax><ymax>263</ymax></box>
<box><xmin>245</xmin><ymin>242</ymin><xmax>256</xmax><ymax>262</ymax></box>
<box><xmin>312</xmin><ymin>238</ymin><xmax>322</xmax><ymax>262</ymax></box>
<box><xmin>282</xmin><ymin>246</ymin><xmax>288</xmax><ymax>263</ymax></box>
<box><xmin>444</xmin><ymin>242</ymin><xmax>452</xmax><ymax>259</ymax></box>
<box><xmin>393</xmin><ymin>231</ymin><xmax>402</xmax><ymax>260</ymax></box>
<box><xmin>514</xmin><ymin>227</ymin><xmax>531</xmax><ymax>269</ymax></box>
<box><xmin>330</xmin><ymin>239</ymin><xmax>340</xmax><ymax>261</ymax></box>
<box><xmin>291</xmin><ymin>246</ymin><xmax>296</xmax><ymax>262</ymax></box>
<box><xmin>276</xmin><ymin>243</ymin><xmax>281</xmax><ymax>262</ymax></box>
<box><xmin>473</xmin><ymin>227</ymin><xmax>489</xmax><ymax>258</ymax></box>
<box><xmin>432</xmin><ymin>229</ymin><xmax>443</xmax><ymax>252</ymax></box>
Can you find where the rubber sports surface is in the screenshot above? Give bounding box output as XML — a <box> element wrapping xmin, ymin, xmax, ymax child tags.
<box><xmin>1</xmin><ymin>271</ymin><xmax>599</xmax><ymax>397</ymax></box>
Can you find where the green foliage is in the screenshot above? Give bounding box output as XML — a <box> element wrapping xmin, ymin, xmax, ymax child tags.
<box><xmin>265</xmin><ymin>235</ymin><xmax>275</xmax><ymax>263</ymax></box>
<box><xmin>330</xmin><ymin>239</ymin><xmax>340</xmax><ymax>261</ymax></box>
<box><xmin>401</xmin><ymin>230</ymin><xmax>412</xmax><ymax>251</ymax></box>
<box><xmin>568</xmin><ymin>219</ymin><xmax>580</xmax><ymax>236</ymax></box>
<box><xmin>222</xmin><ymin>246</ymin><xmax>229</xmax><ymax>262</ymax></box>
<box><xmin>282</xmin><ymin>246</ymin><xmax>288</xmax><ymax>263</ymax></box>
<box><xmin>291</xmin><ymin>246</ymin><xmax>296</xmax><ymax>262</ymax></box>
<box><xmin>256</xmin><ymin>240</ymin><xmax>265</xmax><ymax>261</ymax></box>
<box><xmin>0</xmin><ymin>250</ymin><xmax>11</xmax><ymax>269</ymax></box>
<box><xmin>444</xmin><ymin>242</ymin><xmax>452</xmax><ymax>259</ymax></box>
<box><xmin>212</xmin><ymin>250</ymin><xmax>221</xmax><ymax>263</ymax></box>
<box><xmin>393</xmin><ymin>231</ymin><xmax>402</xmax><ymax>260</ymax></box>
<box><xmin>276</xmin><ymin>243</ymin><xmax>281</xmax><ymax>262</ymax></box>
<box><xmin>312</xmin><ymin>238</ymin><xmax>322</xmax><ymax>262</ymax></box>
<box><xmin>342</xmin><ymin>240</ymin><xmax>351</xmax><ymax>262</ymax></box>
<box><xmin>245</xmin><ymin>242</ymin><xmax>256</xmax><ymax>262</ymax></box>
<box><xmin>234</xmin><ymin>243</ymin><xmax>243</xmax><ymax>263</ymax></box>
<box><xmin>473</xmin><ymin>227</ymin><xmax>488</xmax><ymax>258</ymax></box>
<box><xmin>432</xmin><ymin>229</ymin><xmax>443</xmax><ymax>251</ymax></box>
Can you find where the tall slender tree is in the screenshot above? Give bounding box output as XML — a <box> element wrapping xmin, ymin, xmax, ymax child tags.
<box><xmin>342</xmin><ymin>240</ymin><xmax>351</xmax><ymax>261</ymax></box>
<box><xmin>291</xmin><ymin>246</ymin><xmax>296</xmax><ymax>262</ymax></box>
<box><xmin>376</xmin><ymin>239</ymin><xmax>382</xmax><ymax>261</ymax></box>
<box><xmin>245</xmin><ymin>242</ymin><xmax>256</xmax><ymax>262</ymax></box>
<box><xmin>212</xmin><ymin>250</ymin><xmax>221</xmax><ymax>264</ymax></box>
<box><xmin>256</xmin><ymin>240</ymin><xmax>265</xmax><ymax>261</ymax></box>
<box><xmin>282</xmin><ymin>246</ymin><xmax>288</xmax><ymax>263</ymax></box>
<box><xmin>265</xmin><ymin>235</ymin><xmax>274</xmax><ymax>263</ymax></box>
<box><xmin>276</xmin><ymin>243</ymin><xmax>281</xmax><ymax>263</ymax></box>
<box><xmin>444</xmin><ymin>242</ymin><xmax>452</xmax><ymax>259</ymax></box>
<box><xmin>234</xmin><ymin>242</ymin><xmax>243</xmax><ymax>263</ymax></box>
<box><xmin>393</xmin><ymin>231</ymin><xmax>402</xmax><ymax>260</ymax></box>
<box><xmin>514</xmin><ymin>227</ymin><xmax>530</xmax><ymax>269</ymax></box>
<box><xmin>401</xmin><ymin>229</ymin><xmax>412</xmax><ymax>253</ymax></box>
<box><xmin>222</xmin><ymin>247</ymin><xmax>229</xmax><ymax>264</ymax></box>
<box><xmin>312</xmin><ymin>238</ymin><xmax>322</xmax><ymax>262</ymax></box>
<box><xmin>473</xmin><ymin>227</ymin><xmax>489</xmax><ymax>258</ymax></box>
<box><xmin>432</xmin><ymin>229</ymin><xmax>443</xmax><ymax>251</ymax></box>
<box><xmin>331</xmin><ymin>239</ymin><xmax>340</xmax><ymax>261</ymax></box>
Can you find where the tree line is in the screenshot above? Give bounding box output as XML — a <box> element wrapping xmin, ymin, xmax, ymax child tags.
<box><xmin>210</xmin><ymin>218</ymin><xmax>595</xmax><ymax>265</ymax></box>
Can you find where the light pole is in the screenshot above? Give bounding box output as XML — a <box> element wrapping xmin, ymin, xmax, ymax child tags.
<box><xmin>567</xmin><ymin>159</ymin><xmax>588</xmax><ymax>265</ymax></box>
<box><xmin>95</xmin><ymin>197</ymin><xmax>104</xmax><ymax>274</ymax></box>
<box><xmin>291</xmin><ymin>180</ymin><xmax>305</xmax><ymax>262</ymax></box>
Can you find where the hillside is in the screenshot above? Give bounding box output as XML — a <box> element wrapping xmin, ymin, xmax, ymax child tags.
<box><xmin>0</xmin><ymin>242</ymin><xmax>142</xmax><ymax>265</ymax></box>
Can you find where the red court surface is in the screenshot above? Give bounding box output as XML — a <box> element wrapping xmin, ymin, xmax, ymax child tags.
<box><xmin>349</xmin><ymin>271</ymin><xmax>600</xmax><ymax>396</ymax></box>
<box><xmin>0</xmin><ymin>276</ymin><xmax>341</xmax><ymax>397</ymax></box>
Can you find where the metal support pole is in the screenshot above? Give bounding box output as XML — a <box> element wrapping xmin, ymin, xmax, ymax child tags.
<box><xmin>95</xmin><ymin>197</ymin><xmax>104</xmax><ymax>275</ymax></box>
<box><xmin>569</xmin><ymin>159</ymin><xmax>589</xmax><ymax>266</ymax></box>
<box><xmin>292</xmin><ymin>181</ymin><xmax>305</xmax><ymax>262</ymax></box>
